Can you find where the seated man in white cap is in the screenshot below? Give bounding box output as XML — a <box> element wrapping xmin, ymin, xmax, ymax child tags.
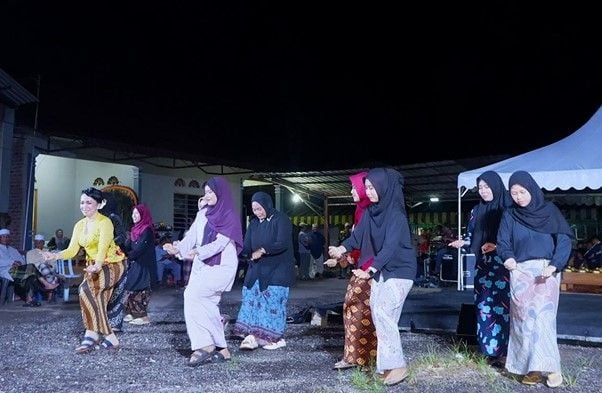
<box><xmin>0</xmin><ymin>229</ymin><xmax>42</xmax><ymax>306</ymax></box>
<box><xmin>26</xmin><ymin>234</ymin><xmax>60</xmax><ymax>292</ymax></box>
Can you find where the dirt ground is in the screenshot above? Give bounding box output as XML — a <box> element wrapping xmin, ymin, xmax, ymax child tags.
<box><xmin>0</xmin><ymin>281</ymin><xmax>601</xmax><ymax>393</ymax></box>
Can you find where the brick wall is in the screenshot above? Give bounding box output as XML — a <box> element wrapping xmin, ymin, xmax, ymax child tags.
<box><xmin>8</xmin><ymin>136</ymin><xmax>27</xmax><ymax>251</ymax></box>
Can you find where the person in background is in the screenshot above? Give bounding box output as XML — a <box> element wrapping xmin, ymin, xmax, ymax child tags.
<box><xmin>497</xmin><ymin>171</ymin><xmax>572</xmax><ymax>388</ymax></box>
<box><xmin>583</xmin><ymin>236</ymin><xmax>602</xmax><ymax>270</ymax></box>
<box><xmin>309</xmin><ymin>223</ymin><xmax>325</xmax><ymax>279</ymax></box>
<box><xmin>163</xmin><ymin>177</ymin><xmax>243</xmax><ymax>366</ymax></box>
<box><xmin>156</xmin><ymin>236</ymin><xmax>182</xmax><ymax>286</ymax></box>
<box><xmin>297</xmin><ymin>222</ymin><xmax>312</xmax><ymax>280</ymax></box>
<box><xmin>432</xmin><ymin>223</ymin><xmax>456</xmax><ymax>276</ymax></box>
<box><xmin>101</xmin><ymin>196</ymin><xmax>130</xmax><ymax>333</ymax></box>
<box><xmin>43</xmin><ymin>187</ymin><xmax>126</xmax><ymax>352</ymax></box>
<box><xmin>338</xmin><ymin>223</ymin><xmax>352</xmax><ymax>279</ymax></box>
<box><xmin>324</xmin><ymin>171</ymin><xmax>377</xmax><ymax>370</ymax></box>
<box><xmin>26</xmin><ymin>234</ymin><xmax>60</xmax><ymax>294</ymax></box>
<box><xmin>47</xmin><ymin>229</ymin><xmax>70</xmax><ymax>251</ymax></box>
<box><xmin>329</xmin><ymin>168</ymin><xmax>416</xmax><ymax>386</ymax></box>
<box><xmin>234</xmin><ymin>191</ymin><xmax>295</xmax><ymax>351</ymax></box>
<box><xmin>449</xmin><ymin>171</ymin><xmax>512</xmax><ymax>367</ymax></box>
<box><xmin>123</xmin><ymin>204</ymin><xmax>156</xmax><ymax>325</ymax></box>
<box><xmin>1</xmin><ymin>228</ymin><xmax>41</xmax><ymax>306</ymax></box>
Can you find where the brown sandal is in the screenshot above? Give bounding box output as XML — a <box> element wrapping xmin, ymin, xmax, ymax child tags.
<box><xmin>188</xmin><ymin>349</ymin><xmax>214</xmax><ymax>367</ymax></box>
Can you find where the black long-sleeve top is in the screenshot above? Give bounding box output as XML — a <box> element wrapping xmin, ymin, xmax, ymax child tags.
<box><xmin>342</xmin><ymin>208</ymin><xmax>416</xmax><ymax>281</ymax></box>
<box><xmin>497</xmin><ymin>211</ymin><xmax>571</xmax><ymax>271</ymax></box>
<box><xmin>124</xmin><ymin>227</ymin><xmax>155</xmax><ymax>291</ymax></box>
<box><xmin>241</xmin><ymin>211</ymin><xmax>295</xmax><ymax>291</ymax></box>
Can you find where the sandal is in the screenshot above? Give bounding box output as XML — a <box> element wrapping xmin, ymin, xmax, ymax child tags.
<box><xmin>210</xmin><ymin>350</ymin><xmax>231</xmax><ymax>363</ymax></box>
<box><xmin>99</xmin><ymin>338</ymin><xmax>120</xmax><ymax>351</ymax></box>
<box><xmin>188</xmin><ymin>349</ymin><xmax>215</xmax><ymax>367</ymax></box>
<box><xmin>75</xmin><ymin>336</ymin><xmax>98</xmax><ymax>354</ymax></box>
<box><xmin>240</xmin><ymin>335</ymin><xmax>259</xmax><ymax>350</ymax></box>
<box><xmin>333</xmin><ymin>359</ymin><xmax>355</xmax><ymax>370</ymax></box>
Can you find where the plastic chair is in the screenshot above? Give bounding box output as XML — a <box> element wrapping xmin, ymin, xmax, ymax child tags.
<box><xmin>55</xmin><ymin>259</ymin><xmax>81</xmax><ymax>302</ymax></box>
<box><xmin>0</xmin><ymin>278</ymin><xmax>15</xmax><ymax>305</ymax></box>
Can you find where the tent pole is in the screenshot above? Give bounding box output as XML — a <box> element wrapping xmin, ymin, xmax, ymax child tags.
<box><xmin>457</xmin><ymin>187</ymin><xmax>462</xmax><ymax>291</ymax></box>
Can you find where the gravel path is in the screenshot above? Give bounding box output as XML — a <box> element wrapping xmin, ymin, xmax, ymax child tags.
<box><xmin>1</xmin><ymin>284</ymin><xmax>600</xmax><ymax>393</ymax></box>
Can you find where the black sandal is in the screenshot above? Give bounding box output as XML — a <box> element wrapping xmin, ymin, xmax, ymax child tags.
<box><xmin>210</xmin><ymin>351</ymin><xmax>231</xmax><ymax>363</ymax></box>
<box><xmin>188</xmin><ymin>349</ymin><xmax>215</xmax><ymax>367</ymax></box>
<box><xmin>75</xmin><ymin>336</ymin><xmax>98</xmax><ymax>354</ymax></box>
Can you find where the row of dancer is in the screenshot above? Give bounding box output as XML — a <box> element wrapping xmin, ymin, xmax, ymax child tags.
<box><xmin>40</xmin><ymin>168</ymin><xmax>571</xmax><ymax>389</ymax></box>
<box><xmin>448</xmin><ymin>170</ymin><xmax>571</xmax><ymax>388</ymax></box>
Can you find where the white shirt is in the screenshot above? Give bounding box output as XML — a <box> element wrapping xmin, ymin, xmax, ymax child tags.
<box><xmin>0</xmin><ymin>245</ymin><xmax>26</xmax><ymax>281</ymax></box>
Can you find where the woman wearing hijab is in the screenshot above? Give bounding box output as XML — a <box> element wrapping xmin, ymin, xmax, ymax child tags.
<box><xmin>164</xmin><ymin>177</ymin><xmax>243</xmax><ymax>367</ymax></box>
<box><xmin>233</xmin><ymin>191</ymin><xmax>295</xmax><ymax>350</ymax></box>
<box><xmin>123</xmin><ymin>204</ymin><xmax>156</xmax><ymax>325</ymax></box>
<box><xmin>43</xmin><ymin>187</ymin><xmax>126</xmax><ymax>352</ymax></box>
<box><xmin>329</xmin><ymin>168</ymin><xmax>416</xmax><ymax>386</ymax></box>
<box><xmin>101</xmin><ymin>196</ymin><xmax>129</xmax><ymax>332</ymax></box>
<box><xmin>325</xmin><ymin>171</ymin><xmax>377</xmax><ymax>370</ymax></box>
<box><xmin>449</xmin><ymin>171</ymin><xmax>512</xmax><ymax>366</ymax></box>
<box><xmin>497</xmin><ymin>171</ymin><xmax>572</xmax><ymax>388</ymax></box>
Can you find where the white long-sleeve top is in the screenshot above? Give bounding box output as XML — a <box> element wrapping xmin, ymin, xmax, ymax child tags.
<box><xmin>176</xmin><ymin>208</ymin><xmax>238</xmax><ymax>292</ymax></box>
<box><xmin>0</xmin><ymin>245</ymin><xmax>25</xmax><ymax>281</ymax></box>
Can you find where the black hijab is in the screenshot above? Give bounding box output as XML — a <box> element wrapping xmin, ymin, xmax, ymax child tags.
<box><xmin>508</xmin><ymin>171</ymin><xmax>573</xmax><ymax>236</ymax></box>
<box><xmin>362</xmin><ymin>168</ymin><xmax>407</xmax><ymax>257</ymax></box>
<box><xmin>251</xmin><ymin>191</ymin><xmax>276</xmax><ymax>219</ymax></box>
<box><xmin>471</xmin><ymin>171</ymin><xmax>513</xmax><ymax>254</ymax></box>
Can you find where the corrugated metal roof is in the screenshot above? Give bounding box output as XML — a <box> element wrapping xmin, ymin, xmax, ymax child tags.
<box><xmin>250</xmin><ymin>155</ymin><xmax>509</xmax><ymax>205</ymax></box>
<box><xmin>0</xmin><ymin>68</ymin><xmax>38</xmax><ymax>107</ymax></box>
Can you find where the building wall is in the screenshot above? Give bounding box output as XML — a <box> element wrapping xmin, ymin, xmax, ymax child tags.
<box><xmin>34</xmin><ymin>154</ymin><xmax>245</xmax><ymax>241</ymax></box>
<box><xmin>35</xmin><ymin>154</ymin><xmax>138</xmax><ymax>241</ymax></box>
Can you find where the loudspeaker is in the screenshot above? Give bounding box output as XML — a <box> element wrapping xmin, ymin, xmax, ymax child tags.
<box><xmin>441</xmin><ymin>249</ymin><xmax>458</xmax><ymax>280</ymax></box>
<box><xmin>456</xmin><ymin>303</ymin><xmax>477</xmax><ymax>345</ymax></box>
<box><xmin>463</xmin><ymin>253</ymin><xmax>476</xmax><ymax>288</ymax></box>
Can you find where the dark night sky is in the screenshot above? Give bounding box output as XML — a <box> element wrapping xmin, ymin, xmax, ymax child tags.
<box><xmin>2</xmin><ymin>2</ymin><xmax>601</xmax><ymax>171</ymax></box>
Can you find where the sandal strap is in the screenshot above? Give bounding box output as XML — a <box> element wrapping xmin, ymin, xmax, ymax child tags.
<box><xmin>81</xmin><ymin>336</ymin><xmax>98</xmax><ymax>346</ymax></box>
<box><xmin>100</xmin><ymin>339</ymin><xmax>115</xmax><ymax>348</ymax></box>
<box><xmin>188</xmin><ymin>349</ymin><xmax>214</xmax><ymax>366</ymax></box>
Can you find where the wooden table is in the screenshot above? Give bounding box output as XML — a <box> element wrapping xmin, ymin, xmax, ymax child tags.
<box><xmin>561</xmin><ymin>271</ymin><xmax>602</xmax><ymax>294</ymax></box>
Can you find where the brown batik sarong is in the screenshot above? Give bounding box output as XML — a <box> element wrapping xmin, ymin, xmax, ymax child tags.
<box><xmin>343</xmin><ymin>275</ymin><xmax>377</xmax><ymax>366</ymax></box>
<box><xmin>79</xmin><ymin>261</ymin><xmax>126</xmax><ymax>335</ymax></box>
<box><xmin>125</xmin><ymin>289</ymin><xmax>151</xmax><ymax>318</ymax></box>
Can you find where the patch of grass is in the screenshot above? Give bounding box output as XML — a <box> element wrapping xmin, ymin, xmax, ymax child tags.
<box><xmin>348</xmin><ymin>367</ymin><xmax>385</xmax><ymax>393</ymax></box>
<box><xmin>224</xmin><ymin>355</ymin><xmax>240</xmax><ymax>370</ymax></box>
<box><xmin>563</xmin><ymin>354</ymin><xmax>597</xmax><ymax>388</ymax></box>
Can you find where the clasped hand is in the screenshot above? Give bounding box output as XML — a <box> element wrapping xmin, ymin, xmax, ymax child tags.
<box><xmin>328</xmin><ymin>245</ymin><xmax>346</xmax><ymax>259</ymax></box>
<box><xmin>503</xmin><ymin>258</ymin><xmax>517</xmax><ymax>271</ymax></box>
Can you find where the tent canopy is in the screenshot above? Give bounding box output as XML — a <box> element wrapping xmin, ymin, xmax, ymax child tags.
<box><xmin>458</xmin><ymin>106</ymin><xmax>602</xmax><ymax>191</ymax></box>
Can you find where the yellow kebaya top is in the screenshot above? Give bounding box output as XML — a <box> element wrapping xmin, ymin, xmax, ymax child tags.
<box><xmin>60</xmin><ymin>213</ymin><xmax>125</xmax><ymax>263</ymax></box>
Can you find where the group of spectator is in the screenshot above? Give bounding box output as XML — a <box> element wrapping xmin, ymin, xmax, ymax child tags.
<box><xmin>0</xmin><ymin>228</ymin><xmax>69</xmax><ymax>306</ymax></box>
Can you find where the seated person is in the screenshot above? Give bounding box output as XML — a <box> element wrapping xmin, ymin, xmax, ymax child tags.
<box><xmin>26</xmin><ymin>234</ymin><xmax>60</xmax><ymax>291</ymax></box>
<box><xmin>583</xmin><ymin>236</ymin><xmax>602</xmax><ymax>270</ymax></box>
<box><xmin>570</xmin><ymin>241</ymin><xmax>588</xmax><ymax>269</ymax></box>
<box><xmin>47</xmin><ymin>228</ymin><xmax>70</xmax><ymax>251</ymax></box>
<box><xmin>156</xmin><ymin>236</ymin><xmax>182</xmax><ymax>286</ymax></box>
<box><xmin>1</xmin><ymin>229</ymin><xmax>41</xmax><ymax>306</ymax></box>
<box><xmin>432</xmin><ymin>224</ymin><xmax>457</xmax><ymax>275</ymax></box>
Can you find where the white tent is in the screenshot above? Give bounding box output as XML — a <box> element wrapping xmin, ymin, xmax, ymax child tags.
<box><xmin>458</xmin><ymin>105</ymin><xmax>602</xmax><ymax>190</ymax></box>
<box><xmin>453</xmin><ymin>105</ymin><xmax>602</xmax><ymax>291</ymax></box>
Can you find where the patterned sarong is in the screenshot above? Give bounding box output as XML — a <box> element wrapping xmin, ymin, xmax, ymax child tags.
<box><xmin>233</xmin><ymin>280</ymin><xmax>289</xmax><ymax>342</ymax></box>
<box><xmin>474</xmin><ymin>253</ymin><xmax>510</xmax><ymax>358</ymax></box>
<box><xmin>505</xmin><ymin>259</ymin><xmax>561</xmax><ymax>375</ymax></box>
<box><xmin>79</xmin><ymin>261</ymin><xmax>126</xmax><ymax>335</ymax></box>
<box><xmin>343</xmin><ymin>275</ymin><xmax>377</xmax><ymax>366</ymax></box>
